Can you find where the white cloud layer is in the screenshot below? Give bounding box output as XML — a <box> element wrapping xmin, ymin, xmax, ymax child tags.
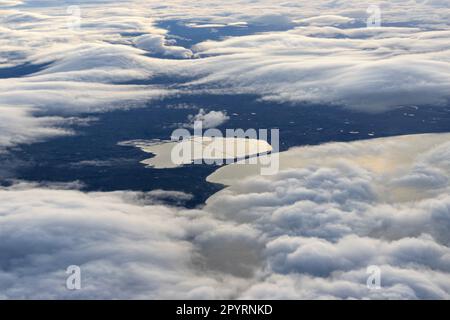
<box><xmin>189</xmin><ymin>27</ymin><xmax>450</xmax><ymax>111</ymax></box>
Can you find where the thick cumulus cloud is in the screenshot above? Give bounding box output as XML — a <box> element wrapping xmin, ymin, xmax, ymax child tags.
<box><xmin>0</xmin><ymin>183</ymin><xmax>209</xmax><ymax>299</ymax></box>
<box><xmin>0</xmin><ymin>182</ymin><xmax>256</xmax><ymax>299</ymax></box>
<box><xmin>204</xmin><ymin>133</ymin><xmax>450</xmax><ymax>299</ymax></box>
<box><xmin>2</xmin><ymin>134</ymin><xmax>450</xmax><ymax>299</ymax></box>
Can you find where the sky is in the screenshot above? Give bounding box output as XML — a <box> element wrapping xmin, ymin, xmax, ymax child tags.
<box><xmin>1</xmin><ymin>0</ymin><xmax>450</xmax><ymax>299</ymax></box>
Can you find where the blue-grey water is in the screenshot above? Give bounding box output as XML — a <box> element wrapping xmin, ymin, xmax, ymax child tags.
<box><xmin>4</xmin><ymin>93</ymin><xmax>450</xmax><ymax>207</ymax></box>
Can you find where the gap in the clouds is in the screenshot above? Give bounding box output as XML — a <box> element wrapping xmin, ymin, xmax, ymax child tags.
<box><xmin>115</xmin><ymin>19</ymin><xmax>296</xmax><ymax>61</ymax></box>
<box><xmin>116</xmin><ymin>74</ymin><xmax>198</xmax><ymax>86</ymax></box>
<box><xmin>5</xmin><ymin>93</ymin><xmax>450</xmax><ymax>208</ymax></box>
<box><xmin>156</xmin><ymin>19</ymin><xmax>437</xmax><ymax>47</ymax></box>
<box><xmin>0</xmin><ymin>62</ymin><xmax>52</xmax><ymax>79</ymax></box>
<box><xmin>157</xmin><ymin>20</ymin><xmax>295</xmax><ymax>48</ymax></box>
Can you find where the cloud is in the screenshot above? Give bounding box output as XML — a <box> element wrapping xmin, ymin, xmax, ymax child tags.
<box><xmin>295</xmin><ymin>15</ymin><xmax>355</xmax><ymax>26</ymax></box>
<box><xmin>0</xmin><ymin>183</ymin><xmax>204</xmax><ymax>299</ymax></box>
<box><xmin>2</xmin><ymin>134</ymin><xmax>450</xmax><ymax>299</ymax></box>
<box><xmin>0</xmin><ymin>181</ymin><xmax>257</xmax><ymax>299</ymax></box>
<box><xmin>185</xmin><ymin>108</ymin><xmax>230</xmax><ymax>129</ymax></box>
<box><xmin>249</xmin><ymin>14</ymin><xmax>293</xmax><ymax>27</ymax></box>
<box><xmin>0</xmin><ymin>106</ymin><xmax>71</xmax><ymax>151</ymax></box>
<box><xmin>204</xmin><ymin>133</ymin><xmax>450</xmax><ymax>299</ymax></box>
<box><xmin>134</xmin><ymin>34</ymin><xmax>193</xmax><ymax>59</ymax></box>
<box><xmin>189</xmin><ymin>27</ymin><xmax>450</xmax><ymax>112</ymax></box>
<box><xmin>0</xmin><ymin>1</ymin><xmax>23</xmax><ymax>6</ymax></box>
